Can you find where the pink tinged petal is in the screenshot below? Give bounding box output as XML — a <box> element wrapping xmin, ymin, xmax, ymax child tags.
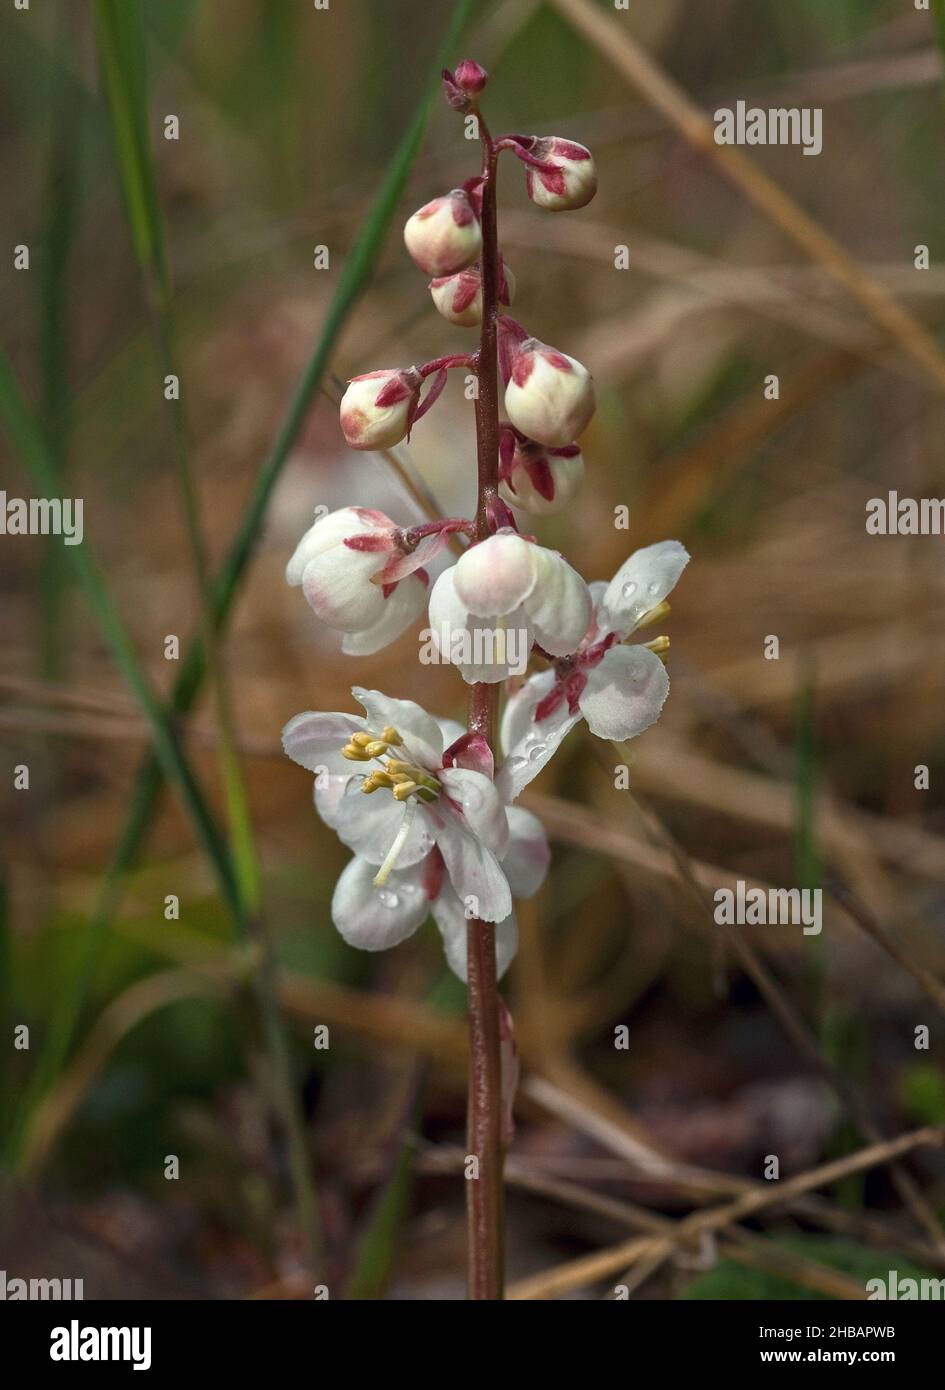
<box><xmin>430</xmin><ymin>887</ymin><xmax>518</xmax><ymax>983</ymax></box>
<box><xmin>282</xmin><ymin>710</ymin><xmax>365</xmax><ymax>772</ymax></box>
<box><xmin>600</xmin><ymin>540</ymin><xmax>690</xmax><ymax>637</ymax></box>
<box><xmin>438</xmin><ymin>768</ymin><xmax>509</xmax><ymax>857</ymax></box>
<box><xmin>442</xmin><ymin>730</ymin><xmax>494</xmax><ymax>779</ymax></box>
<box><xmin>453</xmin><ymin>530</ymin><xmax>536</xmax><ymax>616</ymax></box>
<box><xmin>300</xmin><ymin>545</ymin><xmax>387</xmax><ymax>631</ymax></box>
<box><xmin>496</xmin><ymin>672</ymin><xmax>582</xmax><ymax>803</ymax></box>
<box><xmin>430</xmin><ymin>805</ymin><xmax>512</xmax><ymax>923</ymax></box>
<box><xmin>525</xmin><ymin>548</ymin><xmax>593</xmax><ymax>657</ymax></box>
<box><xmin>422</xmin><ymin>846</ymin><xmax>446</xmax><ymax>901</ymax></box>
<box><xmin>340</xmin><ymin>573</ymin><xmax>428</xmax><ymax>656</ymax></box>
<box><xmin>285</xmin><ymin>506</ymin><xmax>383</xmax><ymax>587</ymax></box>
<box><xmin>578</xmin><ymin>644</ymin><xmax>670</xmax><ymax>742</ymax></box>
<box><xmin>428</xmin><ymin>568</ymin><xmax>532</xmax><ymax>685</ymax></box>
<box><xmin>351</xmin><ymin>686</ymin><xmax>444</xmax><ymax>771</ymax></box>
<box><xmin>332</xmin><ymin>781</ymin><xmax>436</xmax><ymax>868</ymax></box>
<box><xmin>502</xmin><ymin>805</ymin><xmax>551</xmax><ymax>898</ymax></box>
<box><xmin>331</xmin><ymin>856</ymin><xmax>429</xmax><ymax>952</ymax></box>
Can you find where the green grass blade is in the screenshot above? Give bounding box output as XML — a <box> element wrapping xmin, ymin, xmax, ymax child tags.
<box><xmin>92</xmin><ymin>0</ymin><xmax>167</xmax><ymax>297</ymax></box>
<box><xmin>0</xmin><ymin>357</ymin><xmax>241</xmax><ymax>922</ymax></box>
<box><xmin>92</xmin><ymin>0</ymin><xmax>479</xmax><ymax>900</ymax></box>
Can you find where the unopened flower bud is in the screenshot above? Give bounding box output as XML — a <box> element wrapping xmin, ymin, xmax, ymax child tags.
<box><xmin>499</xmin><ymin>440</ymin><xmax>584</xmax><ymax>516</ymax></box>
<box><xmin>339</xmin><ymin>367</ymin><xmax>421</xmax><ymax>451</ymax></box>
<box><xmin>429</xmin><ymin>260</ymin><xmax>515</xmax><ymax>327</ymax></box>
<box><xmin>454</xmin><ymin>59</ymin><xmax>488</xmax><ymax>96</ymax></box>
<box><xmin>404</xmin><ymin>189</ymin><xmax>482</xmax><ymax>276</ymax></box>
<box><xmin>504</xmin><ymin>338</ymin><xmax>595</xmax><ymax>447</ymax></box>
<box><xmin>442</xmin><ymin>61</ymin><xmax>488</xmax><ymax>111</ymax></box>
<box><xmin>522</xmin><ymin>136</ymin><xmax>597</xmax><ymax>212</ymax></box>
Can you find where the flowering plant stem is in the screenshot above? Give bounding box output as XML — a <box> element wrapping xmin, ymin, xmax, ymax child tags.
<box><xmin>465</xmin><ymin>116</ymin><xmax>505</xmax><ymax>1300</ymax></box>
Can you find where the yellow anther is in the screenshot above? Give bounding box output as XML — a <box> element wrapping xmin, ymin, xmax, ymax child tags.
<box><xmin>361</xmin><ymin>777</ymin><xmax>381</xmax><ymax>794</ymax></box>
<box><xmin>342</xmin><ymin>744</ymin><xmax>371</xmax><ymax>761</ymax></box>
<box><xmin>367</xmin><ymin>770</ymin><xmax>395</xmax><ymax>788</ymax></box>
<box><xmin>381</xmin><ymin>726</ymin><xmax>403</xmax><ymax>745</ymax></box>
<box><xmin>364</xmin><ymin>740</ymin><xmax>388</xmax><ymax>757</ymax></box>
<box><xmin>389</xmin><ymin>772</ymin><xmax>412</xmax><ymax>784</ymax></box>
<box><xmin>351</xmin><ymin>732</ymin><xmax>374</xmax><ymax>748</ymax></box>
<box><xmin>393</xmin><ymin>780</ymin><xmax>417</xmax><ymax>801</ymax></box>
<box><xmin>385</xmin><ymin>760</ymin><xmax>414</xmax><ymax>776</ymax></box>
<box><xmin>636</xmin><ymin>600</ymin><xmax>671</xmax><ymax>631</ymax></box>
<box><xmin>645</xmin><ymin>635</ymin><xmax>670</xmax><ymax>658</ymax></box>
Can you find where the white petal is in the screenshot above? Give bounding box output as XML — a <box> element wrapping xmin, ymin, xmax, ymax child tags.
<box><xmin>332</xmin><ymin>782</ymin><xmax>435</xmax><ymax>868</ymax></box>
<box><xmin>435</xmin><ymin>716</ymin><xmax>467</xmax><ymax>749</ymax></box>
<box><xmin>496</xmin><ymin>673</ymin><xmax>581</xmax><ymax>802</ymax></box>
<box><xmin>502</xmin><ymin>806</ymin><xmax>550</xmax><ymax>898</ymax></box>
<box><xmin>282</xmin><ymin>710</ymin><xmax>365</xmax><ymax>773</ymax></box>
<box><xmin>453</xmin><ymin>531</ymin><xmax>536</xmax><ymax>616</ymax></box>
<box><xmin>285</xmin><ymin>507</ymin><xmax>377</xmax><ymax>586</ymax></box>
<box><xmin>525</xmin><ymin>548</ymin><xmax>592</xmax><ymax>656</ymax></box>
<box><xmin>431</xmin><ymin>887</ymin><xmax>518</xmax><ymax>983</ymax></box>
<box><xmin>331</xmin><ymin>856</ymin><xmax>428</xmax><ymax>951</ymax></box>
<box><xmin>439</xmin><ymin>769</ymin><xmax>509</xmax><ymax>857</ymax></box>
<box><xmin>430</xmin><ymin>806</ymin><xmax>512</xmax><ymax>923</ymax></box>
<box><xmin>301</xmin><ymin>545</ymin><xmax>386</xmax><ymax>631</ymax></box>
<box><xmin>340</xmin><ymin>573</ymin><xmax>427</xmax><ymax>655</ymax></box>
<box><xmin>351</xmin><ymin>686</ymin><xmax>444</xmax><ymax>770</ymax></box>
<box><xmin>578</xmin><ymin>644</ymin><xmax>669</xmax><ymax>741</ymax></box>
<box><xmin>600</xmin><ymin>540</ymin><xmax>690</xmax><ymax>637</ymax></box>
<box><xmin>428</xmin><ymin>569</ymin><xmax>532</xmax><ymax>685</ymax></box>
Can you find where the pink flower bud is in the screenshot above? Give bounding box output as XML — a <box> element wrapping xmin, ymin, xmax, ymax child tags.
<box><xmin>404</xmin><ymin>189</ymin><xmax>482</xmax><ymax>276</ymax></box>
<box><xmin>429</xmin><ymin>260</ymin><xmax>515</xmax><ymax>327</ymax></box>
<box><xmin>504</xmin><ymin>338</ymin><xmax>595</xmax><ymax>447</ymax></box>
<box><xmin>522</xmin><ymin>136</ymin><xmax>597</xmax><ymax>212</ymax></box>
<box><xmin>454</xmin><ymin>59</ymin><xmax>488</xmax><ymax>95</ymax></box>
<box><xmin>499</xmin><ymin>439</ymin><xmax>584</xmax><ymax>516</ymax></box>
<box><xmin>339</xmin><ymin>367</ymin><xmax>421</xmax><ymax>451</ymax></box>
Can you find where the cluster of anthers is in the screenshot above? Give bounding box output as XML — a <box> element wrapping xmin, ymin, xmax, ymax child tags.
<box><xmin>282</xmin><ymin>59</ymin><xmax>689</xmax><ymax>981</ymax></box>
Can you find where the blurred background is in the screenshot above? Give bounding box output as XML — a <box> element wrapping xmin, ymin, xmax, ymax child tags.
<box><xmin>2</xmin><ymin>0</ymin><xmax>945</xmax><ymax>1300</ymax></box>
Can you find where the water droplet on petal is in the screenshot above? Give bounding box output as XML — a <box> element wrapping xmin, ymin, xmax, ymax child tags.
<box><xmin>621</xmin><ymin>581</ymin><xmax>637</xmax><ymax>600</ymax></box>
<box><xmin>528</xmin><ymin>741</ymin><xmax>547</xmax><ymax>762</ymax></box>
<box><xmin>378</xmin><ymin>888</ymin><xmax>399</xmax><ymax>909</ymax></box>
<box><xmin>647</xmin><ymin>580</ymin><xmax>660</xmax><ymax>595</ymax></box>
<box><xmin>462</xmin><ymin>784</ymin><xmax>484</xmax><ymax>811</ymax></box>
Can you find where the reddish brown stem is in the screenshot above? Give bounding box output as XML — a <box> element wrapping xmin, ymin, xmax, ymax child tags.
<box><xmin>465</xmin><ymin>112</ymin><xmax>505</xmax><ymax>1301</ymax></box>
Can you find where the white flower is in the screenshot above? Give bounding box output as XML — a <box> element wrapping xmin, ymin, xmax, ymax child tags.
<box><xmin>497</xmin><ymin>540</ymin><xmax>690</xmax><ymax>801</ymax></box>
<box><xmin>339</xmin><ymin>368</ymin><xmax>422</xmax><ymax>451</ymax></box>
<box><xmin>283</xmin><ymin>691</ymin><xmax>550</xmax><ymax>979</ymax></box>
<box><xmin>429</xmin><ymin>260</ymin><xmax>514</xmax><ymax>327</ymax></box>
<box><xmin>285</xmin><ymin>689</ymin><xmax>508</xmax><ymax>921</ymax></box>
<box><xmin>330</xmin><ymin>800</ymin><xmax>549</xmax><ymax>982</ymax></box>
<box><xmin>403</xmin><ymin>189</ymin><xmax>482</xmax><ymax>276</ymax></box>
<box><xmin>427</xmin><ymin>529</ymin><xmax>592</xmax><ymax>684</ymax></box>
<box><xmin>504</xmin><ymin>338</ymin><xmax>595</xmax><ymax>448</ymax></box>
<box><xmin>520</xmin><ymin>136</ymin><xmax>598</xmax><ymax>211</ymax></box>
<box><xmin>498</xmin><ymin>432</ymin><xmax>584</xmax><ymax>516</ymax></box>
<box><xmin>286</xmin><ymin>506</ymin><xmax>435</xmax><ymax>655</ymax></box>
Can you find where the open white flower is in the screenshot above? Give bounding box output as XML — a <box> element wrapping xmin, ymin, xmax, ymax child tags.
<box><xmin>287</xmin><ymin>506</ymin><xmax>438</xmax><ymax>655</ymax></box>
<box><xmin>330</xmin><ymin>799</ymin><xmax>549</xmax><ymax>982</ymax></box>
<box><xmin>284</xmin><ymin>688</ymin><xmax>518</xmax><ymax>923</ymax></box>
<box><xmin>427</xmin><ymin>529</ymin><xmax>591</xmax><ymax>684</ymax></box>
<box><xmin>497</xmin><ymin>540</ymin><xmax>689</xmax><ymax>801</ymax></box>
